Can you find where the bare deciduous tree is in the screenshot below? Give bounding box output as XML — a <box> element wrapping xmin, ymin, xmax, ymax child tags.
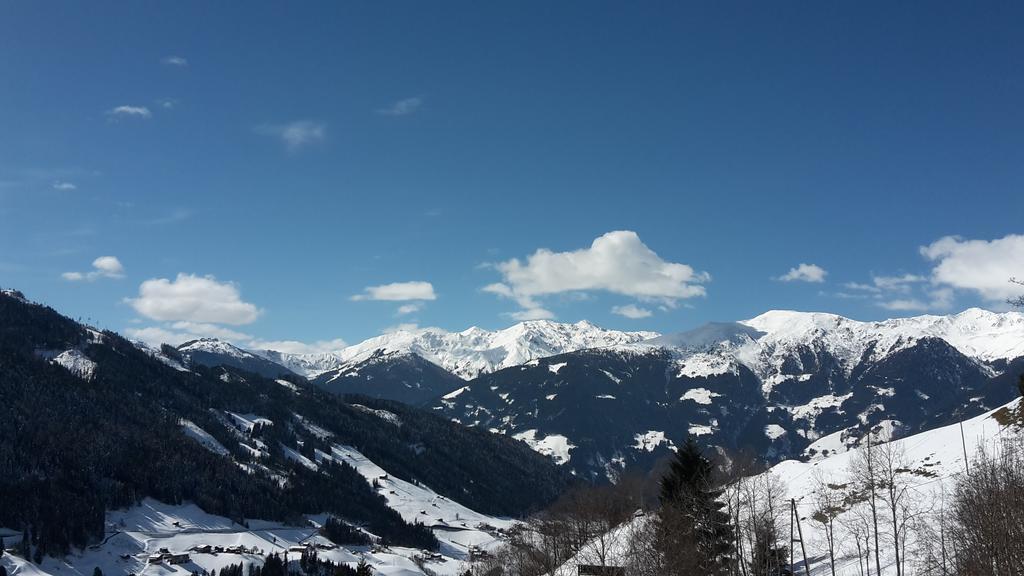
<box><xmin>950</xmin><ymin>437</ymin><xmax>1024</xmax><ymax>575</ymax></box>
<box><xmin>810</xmin><ymin>471</ymin><xmax>846</xmax><ymax>576</ymax></box>
<box><xmin>1009</xmin><ymin>277</ymin><xmax>1024</xmax><ymax>309</ymax></box>
<box><xmin>850</xmin><ymin>433</ymin><xmax>884</xmax><ymax>576</ymax></box>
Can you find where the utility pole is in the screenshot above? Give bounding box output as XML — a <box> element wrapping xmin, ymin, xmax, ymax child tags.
<box><xmin>959</xmin><ymin>420</ymin><xmax>970</xmax><ymax>476</ymax></box>
<box><xmin>790</xmin><ymin>499</ymin><xmax>810</xmax><ymax>575</ymax></box>
<box><xmin>867</xmin><ymin>434</ymin><xmax>882</xmax><ymax>576</ymax></box>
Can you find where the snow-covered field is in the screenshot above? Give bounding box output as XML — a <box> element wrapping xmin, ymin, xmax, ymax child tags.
<box><xmin>545</xmin><ymin>398</ymin><xmax>1022</xmax><ymax>576</ymax></box>
<box><xmin>754</xmin><ymin>398</ymin><xmax>1021</xmax><ymax>575</ymax></box>
<box><xmin>0</xmin><ymin>442</ymin><xmax>517</xmax><ymax>576</ymax></box>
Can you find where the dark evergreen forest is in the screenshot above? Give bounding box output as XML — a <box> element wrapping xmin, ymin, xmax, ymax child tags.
<box><xmin>0</xmin><ymin>291</ymin><xmax>571</xmax><ymax>558</ymax></box>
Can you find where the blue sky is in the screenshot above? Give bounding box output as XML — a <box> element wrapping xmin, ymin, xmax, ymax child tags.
<box><xmin>1</xmin><ymin>2</ymin><xmax>1023</xmax><ymax>351</ymax></box>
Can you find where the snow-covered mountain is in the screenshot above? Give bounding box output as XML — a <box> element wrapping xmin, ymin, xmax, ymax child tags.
<box><xmin>641</xmin><ymin>307</ymin><xmax>1024</xmax><ymax>391</ymax></box>
<box><xmin>258</xmin><ymin>320</ymin><xmax>659</xmax><ymax>380</ymax></box>
<box><xmin>177</xmin><ymin>338</ymin><xmax>299</xmax><ymax>378</ymax></box>
<box><xmin>738</xmin><ymin>307</ymin><xmax>1024</xmax><ymax>375</ymax></box>
<box><xmin>433</xmin><ymin>308</ymin><xmax>1024</xmax><ymax>479</ymax></box>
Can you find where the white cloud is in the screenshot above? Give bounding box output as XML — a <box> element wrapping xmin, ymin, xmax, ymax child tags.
<box><xmin>107</xmin><ymin>105</ymin><xmax>152</xmax><ymax>118</ymax></box>
<box><xmin>125</xmin><ymin>326</ymin><xmax>194</xmax><ymax>347</ymax></box>
<box><xmin>256</xmin><ymin>120</ymin><xmax>326</xmax><ymax>151</ymax></box>
<box><xmin>872</xmin><ymin>273</ymin><xmax>926</xmax><ymax>292</ymax></box>
<box><xmin>777</xmin><ymin>263</ymin><xmax>828</xmax><ymax>283</ymax></box>
<box><xmin>382</xmin><ymin>323</ymin><xmax>422</xmax><ymax>334</ymax></box>
<box><xmin>126</xmin><ymin>273</ymin><xmax>261</xmax><ymax>325</ymax></box>
<box><xmin>484</xmin><ymin>231</ymin><xmax>709</xmax><ymax>319</ymax></box>
<box><xmin>161</xmin><ymin>56</ymin><xmax>188</xmax><ymax>67</ymax></box>
<box><xmin>126</xmin><ymin>323</ymin><xmax>248</xmax><ymax>348</ymax></box>
<box><xmin>507</xmin><ymin>307</ymin><xmax>556</xmax><ymax>321</ymax></box>
<box><xmin>168</xmin><ymin>321</ymin><xmax>251</xmax><ymax>342</ymax></box>
<box><xmin>395</xmin><ymin>303</ymin><xmax>422</xmax><ymax>316</ymax></box>
<box><xmin>877</xmin><ymin>298</ymin><xmax>928</xmax><ymax>312</ymax></box>
<box><xmin>247</xmin><ymin>338</ymin><xmax>348</xmax><ymax>355</ymax></box>
<box><xmin>878</xmin><ymin>288</ymin><xmax>954</xmax><ymax>312</ymax></box>
<box><xmin>612</xmin><ymin>304</ymin><xmax>653</xmax><ymax>319</ymax></box>
<box><xmin>93</xmin><ymin>256</ymin><xmax>124</xmax><ymax>276</ymax></box>
<box><xmin>921</xmin><ymin>234</ymin><xmax>1024</xmax><ymax>302</ymax></box>
<box><xmin>52</xmin><ymin>181</ymin><xmax>77</xmax><ymax>191</ymax></box>
<box><xmin>126</xmin><ymin>321</ymin><xmax>348</xmax><ymax>354</ymax></box>
<box><xmin>378</xmin><ymin>96</ymin><xmax>423</xmax><ymax>116</ymax></box>
<box><xmin>126</xmin><ymin>323</ymin><xmax>249</xmax><ymax>348</ymax></box>
<box><xmin>62</xmin><ymin>256</ymin><xmax>124</xmax><ymax>282</ymax></box>
<box><xmin>351</xmin><ymin>281</ymin><xmax>437</xmax><ymax>301</ymax></box>
<box><xmin>843</xmin><ymin>269</ymin><xmax>952</xmax><ymax>313</ymax></box>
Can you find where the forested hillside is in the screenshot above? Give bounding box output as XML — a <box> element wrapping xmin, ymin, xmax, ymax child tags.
<box><xmin>0</xmin><ymin>291</ymin><xmax>571</xmax><ymax>558</ymax></box>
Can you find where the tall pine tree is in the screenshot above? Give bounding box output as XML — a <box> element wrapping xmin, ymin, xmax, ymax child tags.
<box><xmin>658</xmin><ymin>437</ymin><xmax>734</xmax><ymax>575</ymax></box>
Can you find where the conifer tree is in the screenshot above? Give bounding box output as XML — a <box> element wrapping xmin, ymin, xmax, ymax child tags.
<box><xmin>658</xmin><ymin>437</ymin><xmax>734</xmax><ymax>575</ymax></box>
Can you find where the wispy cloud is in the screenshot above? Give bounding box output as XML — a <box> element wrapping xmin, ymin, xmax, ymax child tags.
<box><xmin>247</xmin><ymin>337</ymin><xmax>348</xmax><ymax>354</ymax></box>
<box><xmin>381</xmin><ymin>323</ymin><xmax>422</xmax><ymax>334</ymax></box>
<box><xmin>107</xmin><ymin>105</ymin><xmax>152</xmax><ymax>119</ymax></box>
<box><xmin>843</xmin><ymin>271</ymin><xmax>943</xmax><ymax>312</ymax></box>
<box><xmin>62</xmin><ymin>256</ymin><xmax>125</xmax><ymax>282</ymax></box>
<box><xmin>611</xmin><ymin>304</ymin><xmax>653</xmax><ymax>319</ymax></box>
<box><xmin>351</xmin><ymin>281</ymin><xmax>437</xmax><ymax>302</ymax></box>
<box><xmin>146</xmin><ymin>208</ymin><xmax>191</xmax><ymax>226</ymax></box>
<box><xmin>506</xmin><ymin>308</ymin><xmax>556</xmax><ymax>321</ymax></box>
<box><xmin>377</xmin><ymin>96</ymin><xmax>423</xmax><ymax>117</ymax></box>
<box><xmin>52</xmin><ymin>181</ymin><xmax>77</xmax><ymax>191</ymax></box>
<box><xmin>161</xmin><ymin>56</ymin><xmax>188</xmax><ymax>67</ymax></box>
<box><xmin>876</xmin><ymin>288</ymin><xmax>954</xmax><ymax>312</ymax></box>
<box><xmin>256</xmin><ymin>120</ymin><xmax>326</xmax><ymax>152</ymax></box>
<box><xmin>396</xmin><ymin>303</ymin><xmax>423</xmax><ymax>316</ymax></box>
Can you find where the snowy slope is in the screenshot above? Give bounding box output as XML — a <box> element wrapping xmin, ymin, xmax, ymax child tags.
<box><xmin>0</xmin><ymin>439</ymin><xmax>518</xmax><ymax>576</ymax></box>
<box><xmin>544</xmin><ymin>399</ymin><xmax>1023</xmax><ymax>576</ymax></box>
<box><xmin>752</xmin><ymin>397</ymin><xmax>1022</xmax><ymax>575</ymax></box>
<box><xmin>261</xmin><ymin>320</ymin><xmax>658</xmax><ymax>380</ymax></box>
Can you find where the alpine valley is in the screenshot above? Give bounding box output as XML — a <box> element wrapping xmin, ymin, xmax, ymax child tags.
<box><xmin>3</xmin><ymin>288</ymin><xmax>1024</xmax><ymax>575</ymax></box>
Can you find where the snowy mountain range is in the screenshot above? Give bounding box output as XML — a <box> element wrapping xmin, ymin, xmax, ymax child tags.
<box><xmin>635</xmin><ymin>307</ymin><xmax>1024</xmax><ymax>395</ymax></box>
<box><xmin>257</xmin><ymin>320</ymin><xmax>659</xmax><ymax>380</ymax></box>
<box><xmin>170</xmin><ymin>307</ymin><xmax>1024</xmax><ymax>479</ymax></box>
<box><xmin>431</xmin><ymin>308</ymin><xmax>1024</xmax><ymax>479</ymax></box>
